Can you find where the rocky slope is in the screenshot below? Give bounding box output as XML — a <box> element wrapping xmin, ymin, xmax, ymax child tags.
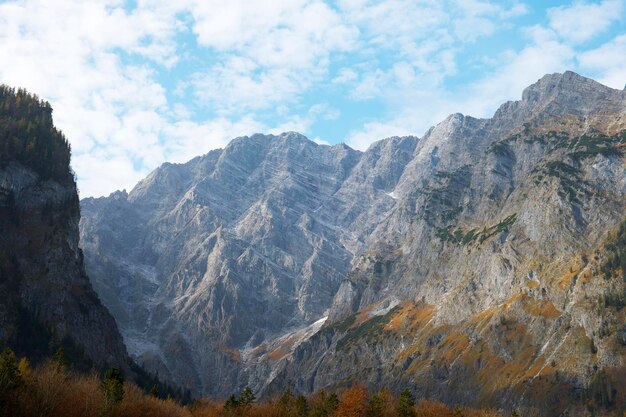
<box><xmin>80</xmin><ymin>72</ymin><xmax>626</xmax><ymax>415</ymax></box>
<box><xmin>0</xmin><ymin>86</ymin><xmax>128</xmax><ymax>368</ymax></box>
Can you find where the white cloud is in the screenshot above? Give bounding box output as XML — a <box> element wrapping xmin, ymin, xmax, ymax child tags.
<box><xmin>0</xmin><ymin>0</ymin><xmax>185</xmax><ymax>196</ymax></box>
<box><xmin>547</xmin><ymin>0</ymin><xmax>624</xmax><ymax>44</ymax></box>
<box><xmin>1</xmin><ymin>0</ymin><xmax>623</xmax><ymax>198</ymax></box>
<box><xmin>578</xmin><ymin>34</ymin><xmax>626</xmax><ymax>88</ymax></box>
<box><xmin>345</xmin><ymin>19</ymin><xmax>577</xmax><ymax>148</ymax></box>
<box><xmin>332</xmin><ymin>68</ymin><xmax>358</xmax><ymax>84</ymax></box>
<box><xmin>347</xmin><ymin>120</ymin><xmax>415</xmax><ymax>151</ymax></box>
<box><xmin>188</xmin><ymin>0</ymin><xmax>358</xmax><ymax>115</ymax></box>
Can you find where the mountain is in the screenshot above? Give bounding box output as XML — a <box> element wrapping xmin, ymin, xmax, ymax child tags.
<box><xmin>80</xmin><ymin>72</ymin><xmax>626</xmax><ymax>415</ymax></box>
<box><xmin>0</xmin><ymin>86</ymin><xmax>129</xmax><ymax>368</ymax></box>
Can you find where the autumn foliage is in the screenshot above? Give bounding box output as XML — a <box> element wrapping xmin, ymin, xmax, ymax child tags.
<box><xmin>0</xmin><ymin>348</ymin><xmax>506</xmax><ymax>417</ymax></box>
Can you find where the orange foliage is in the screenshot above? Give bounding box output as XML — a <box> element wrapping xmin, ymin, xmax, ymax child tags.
<box><xmin>335</xmin><ymin>383</ymin><xmax>369</xmax><ymax>417</ymax></box>
<box><xmin>414</xmin><ymin>399</ymin><xmax>453</xmax><ymax>417</ymax></box>
<box><xmin>2</xmin><ymin>356</ymin><xmax>509</xmax><ymax>417</ymax></box>
<box><xmin>112</xmin><ymin>384</ymin><xmax>192</xmax><ymax>417</ymax></box>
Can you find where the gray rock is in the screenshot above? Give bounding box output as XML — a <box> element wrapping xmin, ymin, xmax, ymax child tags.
<box><xmin>0</xmin><ymin>161</ymin><xmax>128</xmax><ymax>368</ymax></box>
<box><xmin>80</xmin><ymin>72</ymin><xmax>626</xmax><ymax>415</ymax></box>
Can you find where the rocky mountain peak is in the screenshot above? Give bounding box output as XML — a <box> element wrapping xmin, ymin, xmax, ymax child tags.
<box><xmin>79</xmin><ymin>72</ymin><xmax>626</xmax><ymax>415</ymax></box>
<box><xmin>521</xmin><ymin>71</ymin><xmax>626</xmax><ymax>115</ymax></box>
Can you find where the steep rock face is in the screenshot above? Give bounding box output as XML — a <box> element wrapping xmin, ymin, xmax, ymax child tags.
<box><xmin>0</xmin><ymin>87</ymin><xmax>128</xmax><ymax>368</ymax></box>
<box><xmin>269</xmin><ymin>72</ymin><xmax>626</xmax><ymax>415</ymax></box>
<box><xmin>80</xmin><ymin>133</ymin><xmax>417</xmax><ymax>394</ymax></box>
<box><xmin>80</xmin><ymin>72</ymin><xmax>626</xmax><ymax>414</ymax></box>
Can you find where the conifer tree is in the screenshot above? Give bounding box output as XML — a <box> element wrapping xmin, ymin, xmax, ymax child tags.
<box><xmin>102</xmin><ymin>367</ymin><xmax>124</xmax><ymax>405</ymax></box>
<box><xmin>223</xmin><ymin>394</ymin><xmax>239</xmax><ymax>414</ymax></box>
<box><xmin>0</xmin><ymin>348</ymin><xmax>20</xmax><ymax>407</ymax></box>
<box><xmin>240</xmin><ymin>385</ymin><xmax>256</xmax><ymax>407</ymax></box>
<box><xmin>294</xmin><ymin>394</ymin><xmax>308</xmax><ymax>417</ymax></box>
<box><xmin>397</xmin><ymin>389</ymin><xmax>416</xmax><ymax>417</ymax></box>
<box><xmin>52</xmin><ymin>346</ymin><xmax>68</xmax><ymax>369</ymax></box>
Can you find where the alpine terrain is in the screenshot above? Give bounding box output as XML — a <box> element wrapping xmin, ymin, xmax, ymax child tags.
<box><xmin>80</xmin><ymin>71</ymin><xmax>626</xmax><ymax>415</ymax></box>
<box><xmin>0</xmin><ymin>86</ymin><xmax>128</xmax><ymax>368</ymax></box>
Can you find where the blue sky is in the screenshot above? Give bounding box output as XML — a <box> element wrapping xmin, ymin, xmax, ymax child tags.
<box><xmin>0</xmin><ymin>0</ymin><xmax>625</xmax><ymax>197</ymax></box>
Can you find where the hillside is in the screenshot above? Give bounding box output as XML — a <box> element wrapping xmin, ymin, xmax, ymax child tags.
<box><xmin>80</xmin><ymin>72</ymin><xmax>626</xmax><ymax>415</ymax></box>
<box><xmin>0</xmin><ymin>85</ymin><xmax>128</xmax><ymax>368</ymax></box>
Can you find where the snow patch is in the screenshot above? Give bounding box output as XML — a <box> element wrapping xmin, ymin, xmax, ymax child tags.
<box><xmin>241</xmin><ymin>316</ymin><xmax>328</xmax><ymax>365</ymax></box>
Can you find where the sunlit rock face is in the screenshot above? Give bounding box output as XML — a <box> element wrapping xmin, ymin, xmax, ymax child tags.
<box><xmin>81</xmin><ymin>72</ymin><xmax>626</xmax><ymax>415</ymax></box>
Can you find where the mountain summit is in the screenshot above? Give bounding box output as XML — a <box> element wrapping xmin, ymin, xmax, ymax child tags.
<box><xmin>80</xmin><ymin>72</ymin><xmax>626</xmax><ymax>415</ymax></box>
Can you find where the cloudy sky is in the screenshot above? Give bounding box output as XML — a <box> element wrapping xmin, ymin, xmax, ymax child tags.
<box><xmin>0</xmin><ymin>0</ymin><xmax>625</xmax><ymax>197</ymax></box>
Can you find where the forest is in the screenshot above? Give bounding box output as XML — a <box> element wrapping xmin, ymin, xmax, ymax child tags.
<box><xmin>0</xmin><ymin>85</ymin><xmax>73</xmax><ymax>185</ymax></box>
<box><xmin>0</xmin><ymin>347</ymin><xmax>506</xmax><ymax>417</ymax></box>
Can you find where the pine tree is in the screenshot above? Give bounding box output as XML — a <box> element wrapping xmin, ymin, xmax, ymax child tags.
<box><xmin>239</xmin><ymin>385</ymin><xmax>256</xmax><ymax>407</ymax></box>
<box><xmin>366</xmin><ymin>393</ymin><xmax>386</xmax><ymax>417</ymax></box>
<box><xmin>102</xmin><ymin>367</ymin><xmax>124</xmax><ymax>405</ymax></box>
<box><xmin>0</xmin><ymin>348</ymin><xmax>21</xmax><ymax>407</ymax></box>
<box><xmin>326</xmin><ymin>392</ymin><xmax>339</xmax><ymax>413</ymax></box>
<box><xmin>223</xmin><ymin>394</ymin><xmax>239</xmax><ymax>413</ymax></box>
<box><xmin>294</xmin><ymin>394</ymin><xmax>309</xmax><ymax>417</ymax></box>
<box><xmin>397</xmin><ymin>389</ymin><xmax>416</xmax><ymax>417</ymax></box>
<box><xmin>52</xmin><ymin>346</ymin><xmax>68</xmax><ymax>369</ymax></box>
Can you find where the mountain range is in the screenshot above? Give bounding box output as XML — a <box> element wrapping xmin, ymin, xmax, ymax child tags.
<box><xmin>78</xmin><ymin>71</ymin><xmax>626</xmax><ymax>415</ymax></box>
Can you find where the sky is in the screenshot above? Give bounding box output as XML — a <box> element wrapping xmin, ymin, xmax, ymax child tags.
<box><xmin>0</xmin><ymin>0</ymin><xmax>625</xmax><ymax>197</ymax></box>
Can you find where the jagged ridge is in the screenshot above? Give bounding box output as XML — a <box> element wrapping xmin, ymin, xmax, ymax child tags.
<box><xmin>80</xmin><ymin>72</ymin><xmax>626</xmax><ymax>415</ymax></box>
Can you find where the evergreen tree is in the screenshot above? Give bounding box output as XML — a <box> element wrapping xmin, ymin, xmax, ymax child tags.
<box><xmin>326</xmin><ymin>392</ymin><xmax>339</xmax><ymax>414</ymax></box>
<box><xmin>278</xmin><ymin>388</ymin><xmax>294</xmax><ymax>413</ymax></box>
<box><xmin>223</xmin><ymin>394</ymin><xmax>239</xmax><ymax>413</ymax></box>
<box><xmin>102</xmin><ymin>367</ymin><xmax>124</xmax><ymax>405</ymax></box>
<box><xmin>366</xmin><ymin>393</ymin><xmax>385</xmax><ymax>417</ymax></box>
<box><xmin>397</xmin><ymin>389</ymin><xmax>416</xmax><ymax>417</ymax></box>
<box><xmin>294</xmin><ymin>394</ymin><xmax>308</xmax><ymax>417</ymax></box>
<box><xmin>239</xmin><ymin>385</ymin><xmax>256</xmax><ymax>407</ymax></box>
<box><xmin>52</xmin><ymin>346</ymin><xmax>68</xmax><ymax>369</ymax></box>
<box><xmin>0</xmin><ymin>348</ymin><xmax>20</xmax><ymax>407</ymax></box>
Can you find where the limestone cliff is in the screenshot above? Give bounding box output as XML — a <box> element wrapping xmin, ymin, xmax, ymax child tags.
<box><xmin>80</xmin><ymin>72</ymin><xmax>626</xmax><ymax>415</ymax></box>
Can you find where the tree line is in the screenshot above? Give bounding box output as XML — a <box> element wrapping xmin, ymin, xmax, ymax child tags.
<box><xmin>0</xmin><ymin>346</ymin><xmax>509</xmax><ymax>417</ymax></box>
<box><xmin>0</xmin><ymin>85</ymin><xmax>73</xmax><ymax>185</ymax></box>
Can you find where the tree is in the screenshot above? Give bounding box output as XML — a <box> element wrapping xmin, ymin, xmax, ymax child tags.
<box><xmin>327</xmin><ymin>392</ymin><xmax>340</xmax><ymax>413</ymax></box>
<box><xmin>309</xmin><ymin>390</ymin><xmax>340</xmax><ymax>417</ymax></box>
<box><xmin>366</xmin><ymin>393</ymin><xmax>385</xmax><ymax>417</ymax></box>
<box><xmin>102</xmin><ymin>367</ymin><xmax>124</xmax><ymax>405</ymax></box>
<box><xmin>240</xmin><ymin>385</ymin><xmax>256</xmax><ymax>407</ymax></box>
<box><xmin>17</xmin><ymin>357</ymin><xmax>30</xmax><ymax>377</ymax></box>
<box><xmin>397</xmin><ymin>389</ymin><xmax>416</xmax><ymax>417</ymax></box>
<box><xmin>0</xmin><ymin>348</ymin><xmax>20</xmax><ymax>407</ymax></box>
<box><xmin>52</xmin><ymin>346</ymin><xmax>68</xmax><ymax>369</ymax></box>
<box><xmin>336</xmin><ymin>383</ymin><xmax>368</xmax><ymax>417</ymax></box>
<box><xmin>223</xmin><ymin>394</ymin><xmax>239</xmax><ymax>413</ymax></box>
<box><xmin>277</xmin><ymin>388</ymin><xmax>294</xmax><ymax>416</ymax></box>
<box><xmin>294</xmin><ymin>394</ymin><xmax>309</xmax><ymax>417</ymax></box>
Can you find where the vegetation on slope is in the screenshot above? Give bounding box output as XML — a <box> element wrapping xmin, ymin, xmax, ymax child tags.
<box><xmin>436</xmin><ymin>214</ymin><xmax>518</xmax><ymax>245</ymax></box>
<box><xmin>0</xmin><ymin>349</ymin><xmax>508</xmax><ymax>417</ymax></box>
<box><xmin>0</xmin><ymin>85</ymin><xmax>73</xmax><ymax>185</ymax></box>
<box><xmin>601</xmin><ymin>219</ymin><xmax>626</xmax><ymax>281</ymax></box>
